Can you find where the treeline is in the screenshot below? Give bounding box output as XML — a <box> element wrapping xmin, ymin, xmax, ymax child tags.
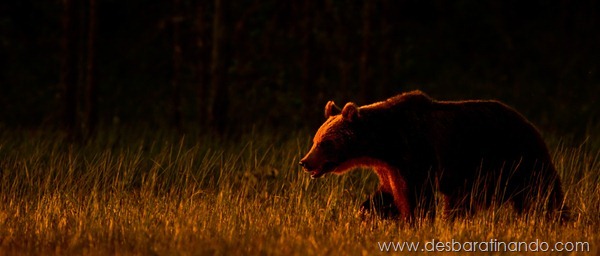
<box><xmin>0</xmin><ymin>0</ymin><xmax>598</xmax><ymax>137</ymax></box>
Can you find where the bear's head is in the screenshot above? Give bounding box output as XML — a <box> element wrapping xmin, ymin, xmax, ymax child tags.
<box><xmin>299</xmin><ymin>101</ymin><xmax>364</xmax><ymax>179</ymax></box>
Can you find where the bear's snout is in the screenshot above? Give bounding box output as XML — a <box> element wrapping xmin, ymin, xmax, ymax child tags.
<box><xmin>298</xmin><ymin>160</ymin><xmax>309</xmax><ymax>169</ymax></box>
<box><xmin>299</xmin><ymin>159</ymin><xmax>315</xmax><ymax>170</ymax></box>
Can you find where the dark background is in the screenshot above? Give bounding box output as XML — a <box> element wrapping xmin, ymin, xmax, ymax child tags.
<box><xmin>0</xmin><ymin>0</ymin><xmax>598</xmax><ymax>139</ymax></box>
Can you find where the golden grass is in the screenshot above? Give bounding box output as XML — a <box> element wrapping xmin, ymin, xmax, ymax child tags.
<box><xmin>0</xmin><ymin>129</ymin><xmax>597</xmax><ymax>255</ymax></box>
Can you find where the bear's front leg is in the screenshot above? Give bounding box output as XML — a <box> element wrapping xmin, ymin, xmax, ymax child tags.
<box><xmin>359</xmin><ymin>189</ymin><xmax>400</xmax><ymax>219</ymax></box>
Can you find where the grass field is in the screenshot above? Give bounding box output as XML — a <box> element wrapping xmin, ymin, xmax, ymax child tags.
<box><xmin>0</xmin><ymin>128</ymin><xmax>598</xmax><ymax>255</ymax></box>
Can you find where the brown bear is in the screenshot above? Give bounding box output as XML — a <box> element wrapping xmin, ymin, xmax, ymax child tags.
<box><xmin>299</xmin><ymin>90</ymin><xmax>566</xmax><ymax>222</ymax></box>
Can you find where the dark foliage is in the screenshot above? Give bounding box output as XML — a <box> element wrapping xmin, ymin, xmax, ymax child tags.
<box><xmin>0</xmin><ymin>0</ymin><xmax>598</xmax><ymax>137</ymax></box>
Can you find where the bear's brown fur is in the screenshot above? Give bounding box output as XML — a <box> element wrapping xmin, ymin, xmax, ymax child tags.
<box><xmin>299</xmin><ymin>90</ymin><xmax>566</xmax><ymax>221</ymax></box>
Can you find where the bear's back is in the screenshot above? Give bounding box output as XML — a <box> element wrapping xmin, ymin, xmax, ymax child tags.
<box><xmin>359</xmin><ymin>91</ymin><xmax>549</xmax><ymax>161</ymax></box>
<box><xmin>430</xmin><ymin>99</ymin><xmax>551</xmax><ymax>163</ymax></box>
<box><xmin>360</xmin><ymin>90</ymin><xmax>434</xmax><ymax>112</ymax></box>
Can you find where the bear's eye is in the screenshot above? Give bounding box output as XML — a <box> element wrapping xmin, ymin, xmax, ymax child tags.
<box><xmin>318</xmin><ymin>140</ymin><xmax>334</xmax><ymax>151</ymax></box>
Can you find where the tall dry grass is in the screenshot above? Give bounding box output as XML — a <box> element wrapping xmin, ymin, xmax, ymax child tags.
<box><xmin>0</xmin><ymin>128</ymin><xmax>597</xmax><ymax>255</ymax></box>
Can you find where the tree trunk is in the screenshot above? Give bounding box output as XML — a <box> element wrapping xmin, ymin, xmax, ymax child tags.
<box><xmin>60</xmin><ymin>0</ymin><xmax>78</xmax><ymax>139</ymax></box>
<box><xmin>378</xmin><ymin>0</ymin><xmax>392</xmax><ymax>97</ymax></box>
<box><xmin>299</xmin><ymin>0</ymin><xmax>315</xmax><ymax>122</ymax></box>
<box><xmin>171</xmin><ymin>0</ymin><xmax>183</xmax><ymax>130</ymax></box>
<box><xmin>194</xmin><ymin>2</ymin><xmax>208</xmax><ymax>127</ymax></box>
<box><xmin>208</xmin><ymin>0</ymin><xmax>229</xmax><ymax>132</ymax></box>
<box><xmin>60</xmin><ymin>0</ymin><xmax>96</xmax><ymax>141</ymax></box>
<box><xmin>84</xmin><ymin>0</ymin><xmax>98</xmax><ymax>138</ymax></box>
<box><xmin>359</xmin><ymin>0</ymin><xmax>373</xmax><ymax>102</ymax></box>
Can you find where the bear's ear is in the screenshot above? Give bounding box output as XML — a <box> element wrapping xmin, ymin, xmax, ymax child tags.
<box><xmin>342</xmin><ymin>102</ymin><xmax>360</xmax><ymax>122</ymax></box>
<box><xmin>324</xmin><ymin>101</ymin><xmax>341</xmax><ymax>118</ymax></box>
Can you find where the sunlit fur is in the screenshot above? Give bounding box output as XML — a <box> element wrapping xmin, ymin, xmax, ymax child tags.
<box><xmin>330</xmin><ymin>157</ymin><xmax>412</xmax><ymax>218</ymax></box>
<box><xmin>302</xmin><ymin>90</ymin><xmax>567</xmax><ymax>222</ymax></box>
<box><xmin>306</xmin><ymin>112</ymin><xmax>414</xmax><ymax>219</ymax></box>
<box><xmin>313</xmin><ymin>116</ymin><xmax>351</xmax><ymax>143</ymax></box>
<box><xmin>300</xmin><ymin>115</ymin><xmax>353</xmax><ymax>177</ymax></box>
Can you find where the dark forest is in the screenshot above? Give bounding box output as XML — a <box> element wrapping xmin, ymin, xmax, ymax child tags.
<box><xmin>1</xmin><ymin>0</ymin><xmax>598</xmax><ymax>137</ymax></box>
<box><xmin>0</xmin><ymin>1</ymin><xmax>599</xmax><ymax>254</ymax></box>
